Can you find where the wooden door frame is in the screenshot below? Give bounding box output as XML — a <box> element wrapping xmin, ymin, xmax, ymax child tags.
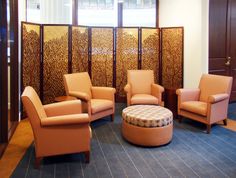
<box><xmin>0</xmin><ymin>0</ymin><xmax>9</xmax><ymax>157</ymax></box>
<box><xmin>0</xmin><ymin>0</ymin><xmax>19</xmax><ymax>157</ymax></box>
<box><xmin>9</xmin><ymin>0</ymin><xmax>19</xmax><ymax>125</ymax></box>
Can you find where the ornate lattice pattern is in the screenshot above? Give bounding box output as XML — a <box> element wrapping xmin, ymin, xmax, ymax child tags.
<box><xmin>22</xmin><ymin>23</ymin><xmax>41</xmax><ymax>96</ymax></box>
<box><xmin>72</xmin><ymin>26</ymin><xmax>89</xmax><ymax>73</ymax></box>
<box><xmin>141</xmin><ymin>28</ymin><xmax>160</xmax><ymax>83</ymax></box>
<box><xmin>43</xmin><ymin>26</ymin><xmax>69</xmax><ymax>104</ymax></box>
<box><xmin>91</xmin><ymin>28</ymin><xmax>113</xmax><ymax>87</ymax></box>
<box><xmin>161</xmin><ymin>28</ymin><xmax>183</xmax><ymax>89</ymax></box>
<box><xmin>116</xmin><ymin>28</ymin><xmax>138</xmax><ymax>97</ymax></box>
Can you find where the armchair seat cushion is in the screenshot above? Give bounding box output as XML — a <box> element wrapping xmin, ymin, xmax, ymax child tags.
<box><xmin>91</xmin><ymin>99</ymin><xmax>113</xmax><ymax>114</ymax></box>
<box><xmin>131</xmin><ymin>94</ymin><xmax>159</xmax><ymax>105</ymax></box>
<box><xmin>180</xmin><ymin>101</ymin><xmax>207</xmax><ymax>116</ymax></box>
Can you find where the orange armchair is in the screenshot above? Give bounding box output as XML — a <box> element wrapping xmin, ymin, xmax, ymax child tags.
<box><xmin>124</xmin><ymin>70</ymin><xmax>164</xmax><ymax>106</ymax></box>
<box><xmin>63</xmin><ymin>72</ymin><xmax>116</xmax><ymax>122</ymax></box>
<box><xmin>21</xmin><ymin>86</ymin><xmax>91</xmax><ymax>168</ymax></box>
<box><xmin>176</xmin><ymin>74</ymin><xmax>233</xmax><ymax>133</ymax></box>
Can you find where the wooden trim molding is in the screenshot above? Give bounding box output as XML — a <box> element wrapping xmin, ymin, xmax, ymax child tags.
<box><xmin>0</xmin><ymin>0</ymin><xmax>8</xmax><ymax>145</ymax></box>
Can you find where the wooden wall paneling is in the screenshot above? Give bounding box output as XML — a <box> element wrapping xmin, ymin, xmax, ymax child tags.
<box><xmin>91</xmin><ymin>28</ymin><xmax>113</xmax><ymax>87</ymax></box>
<box><xmin>71</xmin><ymin>26</ymin><xmax>89</xmax><ymax>73</ymax></box>
<box><xmin>42</xmin><ymin>25</ymin><xmax>69</xmax><ymax>104</ymax></box>
<box><xmin>141</xmin><ymin>28</ymin><xmax>160</xmax><ymax>83</ymax></box>
<box><xmin>116</xmin><ymin>28</ymin><xmax>139</xmax><ymax>100</ymax></box>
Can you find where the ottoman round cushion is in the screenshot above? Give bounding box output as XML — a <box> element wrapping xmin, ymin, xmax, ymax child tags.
<box><xmin>122</xmin><ymin>105</ymin><xmax>173</xmax><ymax>146</ymax></box>
<box><xmin>122</xmin><ymin>105</ymin><xmax>173</xmax><ymax>127</ymax></box>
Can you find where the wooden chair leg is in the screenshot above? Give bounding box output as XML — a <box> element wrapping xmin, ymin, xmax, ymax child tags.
<box><xmin>35</xmin><ymin>157</ymin><xmax>43</xmax><ymax>169</ymax></box>
<box><xmin>111</xmin><ymin>114</ymin><xmax>115</xmax><ymax>122</ymax></box>
<box><xmin>85</xmin><ymin>151</ymin><xmax>90</xmax><ymax>163</ymax></box>
<box><xmin>206</xmin><ymin>124</ymin><xmax>211</xmax><ymax>134</ymax></box>
<box><xmin>223</xmin><ymin>119</ymin><xmax>227</xmax><ymax>126</ymax></box>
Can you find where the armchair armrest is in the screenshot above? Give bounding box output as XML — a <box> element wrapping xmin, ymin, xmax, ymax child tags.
<box><xmin>69</xmin><ymin>91</ymin><xmax>91</xmax><ymax>101</ymax></box>
<box><xmin>208</xmin><ymin>93</ymin><xmax>229</xmax><ymax>104</ymax></box>
<box><xmin>41</xmin><ymin>114</ymin><xmax>90</xmax><ymax>126</ymax></box>
<box><xmin>176</xmin><ymin>88</ymin><xmax>200</xmax><ymax>103</ymax></box>
<box><xmin>44</xmin><ymin>100</ymin><xmax>82</xmax><ymax>117</ymax></box>
<box><xmin>91</xmin><ymin>87</ymin><xmax>116</xmax><ymax>100</ymax></box>
<box><xmin>151</xmin><ymin>84</ymin><xmax>164</xmax><ymax>94</ymax></box>
<box><xmin>151</xmin><ymin>84</ymin><xmax>165</xmax><ymax>106</ymax></box>
<box><xmin>124</xmin><ymin>84</ymin><xmax>132</xmax><ymax>106</ymax></box>
<box><xmin>124</xmin><ymin>84</ymin><xmax>131</xmax><ymax>93</ymax></box>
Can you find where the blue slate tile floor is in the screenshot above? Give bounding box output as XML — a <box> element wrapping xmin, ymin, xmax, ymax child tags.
<box><xmin>11</xmin><ymin>103</ymin><xmax>236</xmax><ymax>178</ymax></box>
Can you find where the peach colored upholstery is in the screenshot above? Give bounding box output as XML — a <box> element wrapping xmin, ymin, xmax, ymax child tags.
<box><xmin>63</xmin><ymin>72</ymin><xmax>116</xmax><ymax>122</ymax></box>
<box><xmin>122</xmin><ymin>105</ymin><xmax>173</xmax><ymax>146</ymax></box>
<box><xmin>124</xmin><ymin>70</ymin><xmax>164</xmax><ymax>106</ymax></box>
<box><xmin>176</xmin><ymin>74</ymin><xmax>233</xmax><ymax>133</ymax></box>
<box><xmin>21</xmin><ymin>86</ymin><xmax>91</xmax><ymax>168</ymax></box>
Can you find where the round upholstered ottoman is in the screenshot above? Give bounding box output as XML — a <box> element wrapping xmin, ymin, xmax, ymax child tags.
<box><xmin>122</xmin><ymin>105</ymin><xmax>173</xmax><ymax>146</ymax></box>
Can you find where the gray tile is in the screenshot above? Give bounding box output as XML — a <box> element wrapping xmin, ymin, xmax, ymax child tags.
<box><xmin>11</xmin><ymin>103</ymin><xmax>236</xmax><ymax>178</ymax></box>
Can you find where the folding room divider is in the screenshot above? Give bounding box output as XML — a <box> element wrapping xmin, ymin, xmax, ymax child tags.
<box><xmin>21</xmin><ymin>22</ymin><xmax>184</xmax><ymax>104</ymax></box>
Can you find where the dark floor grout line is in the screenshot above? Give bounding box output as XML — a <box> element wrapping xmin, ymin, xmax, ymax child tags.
<box><xmin>174</xmin><ymin>134</ymin><xmax>229</xmax><ymax>178</ymax></box>
<box><xmin>93</xmin><ymin>129</ymin><xmax>114</xmax><ymax>178</ymax></box>
<box><xmin>173</xmin><ymin>127</ymin><xmax>230</xmax><ymax>178</ymax></box>
<box><xmin>24</xmin><ymin>146</ymin><xmax>33</xmax><ymax>178</ymax></box>
<box><xmin>97</xmin><ymin>124</ymin><xmax>129</xmax><ymax>178</ymax></box>
<box><xmin>177</xmin><ymin>122</ymin><xmax>236</xmax><ymax>163</ymax></box>
<box><xmin>108</xmin><ymin>123</ymin><xmax>143</xmax><ymax>178</ymax></box>
<box><xmin>147</xmin><ymin>149</ymin><xmax>172</xmax><ymax>178</ymax></box>
<box><xmin>171</xmin><ymin>134</ymin><xmax>213</xmax><ymax>177</ymax></box>
<box><xmin>111</xmin><ymin>123</ymin><xmax>162</xmax><ymax>178</ymax></box>
<box><xmin>54</xmin><ymin>164</ymin><xmax>56</xmax><ymax>178</ymax></box>
<box><xmin>90</xmin><ymin>140</ymin><xmax>100</xmax><ymax>178</ymax></box>
<box><xmin>110</xmin><ymin>123</ymin><xmax>158</xmax><ymax>178</ymax></box>
<box><xmin>167</xmin><ymin>143</ymin><xmax>201</xmax><ymax>177</ymax></box>
<box><xmin>160</xmin><ymin>149</ymin><xmax>187</xmax><ymax>178</ymax></box>
<box><xmin>80</xmin><ymin>157</ymin><xmax>84</xmax><ymax>178</ymax></box>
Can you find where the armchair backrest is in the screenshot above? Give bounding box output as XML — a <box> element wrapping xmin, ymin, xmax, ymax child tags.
<box><xmin>63</xmin><ymin>72</ymin><xmax>92</xmax><ymax>98</ymax></box>
<box><xmin>128</xmin><ymin>70</ymin><xmax>154</xmax><ymax>95</ymax></box>
<box><xmin>21</xmin><ymin>86</ymin><xmax>47</xmax><ymax>130</ymax></box>
<box><xmin>199</xmin><ymin>74</ymin><xmax>233</xmax><ymax>102</ymax></box>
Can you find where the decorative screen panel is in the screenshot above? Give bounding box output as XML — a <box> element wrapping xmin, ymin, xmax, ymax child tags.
<box><xmin>161</xmin><ymin>28</ymin><xmax>183</xmax><ymax>89</ymax></box>
<box><xmin>43</xmin><ymin>26</ymin><xmax>69</xmax><ymax>104</ymax></box>
<box><xmin>116</xmin><ymin>28</ymin><xmax>138</xmax><ymax>98</ymax></box>
<box><xmin>141</xmin><ymin>28</ymin><xmax>160</xmax><ymax>83</ymax></box>
<box><xmin>22</xmin><ymin>23</ymin><xmax>41</xmax><ymax>95</ymax></box>
<box><xmin>72</xmin><ymin>26</ymin><xmax>89</xmax><ymax>73</ymax></box>
<box><xmin>91</xmin><ymin>28</ymin><xmax>113</xmax><ymax>87</ymax></box>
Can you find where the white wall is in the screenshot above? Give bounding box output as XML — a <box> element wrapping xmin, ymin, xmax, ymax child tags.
<box><xmin>159</xmin><ymin>0</ymin><xmax>209</xmax><ymax>88</ymax></box>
